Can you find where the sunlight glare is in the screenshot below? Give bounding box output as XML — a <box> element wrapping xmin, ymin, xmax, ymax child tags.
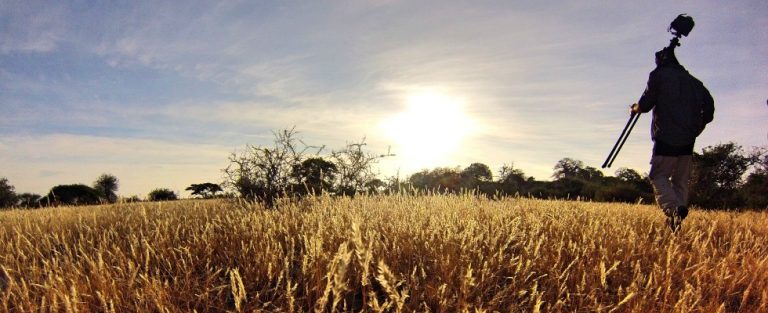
<box><xmin>381</xmin><ymin>90</ymin><xmax>477</xmax><ymax>171</ymax></box>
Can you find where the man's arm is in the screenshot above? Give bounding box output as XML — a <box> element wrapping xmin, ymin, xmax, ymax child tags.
<box><xmin>633</xmin><ymin>71</ymin><xmax>658</xmax><ymax>113</ymax></box>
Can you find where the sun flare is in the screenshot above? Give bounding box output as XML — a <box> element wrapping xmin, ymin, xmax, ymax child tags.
<box><xmin>381</xmin><ymin>90</ymin><xmax>477</xmax><ymax>171</ymax></box>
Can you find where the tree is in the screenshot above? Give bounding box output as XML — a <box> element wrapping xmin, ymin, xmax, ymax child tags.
<box><xmin>498</xmin><ymin>163</ymin><xmax>528</xmax><ymax>195</ymax></box>
<box><xmin>186</xmin><ymin>183</ymin><xmax>223</xmax><ymax>199</ymax></box>
<box><xmin>364</xmin><ymin>178</ymin><xmax>387</xmax><ymax>194</ymax></box>
<box><xmin>93</xmin><ymin>173</ymin><xmax>119</xmax><ymax>203</ymax></box>
<box><xmin>0</xmin><ymin>178</ymin><xmax>17</xmax><ymax>208</ymax></box>
<box><xmin>742</xmin><ymin>150</ymin><xmax>768</xmax><ymax>209</ymax></box>
<box><xmin>615</xmin><ymin>167</ymin><xmax>643</xmax><ymax>183</ymax></box>
<box><xmin>690</xmin><ymin>142</ymin><xmax>757</xmax><ymax>208</ymax></box>
<box><xmin>408</xmin><ymin>167</ymin><xmax>463</xmax><ymax>193</ymax></box>
<box><xmin>461</xmin><ymin>162</ymin><xmax>493</xmax><ymax>189</ymax></box>
<box><xmin>290</xmin><ymin>157</ymin><xmax>337</xmax><ymax>195</ymax></box>
<box><xmin>330</xmin><ymin>139</ymin><xmax>392</xmax><ymax>196</ymax></box>
<box><xmin>223</xmin><ymin>128</ymin><xmax>316</xmax><ymax>208</ymax></box>
<box><xmin>42</xmin><ymin>184</ymin><xmax>102</xmax><ymax>206</ymax></box>
<box><xmin>579</xmin><ymin>166</ymin><xmax>604</xmax><ymax>181</ymax></box>
<box><xmin>16</xmin><ymin>193</ymin><xmax>41</xmax><ymax>208</ymax></box>
<box><xmin>552</xmin><ymin>158</ymin><xmax>586</xmax><ymax>180</ymax></box>
<box><xmin>148</xmin><ymin>188</ymin><xmax>178</xmax><ymax>201</ymax></box>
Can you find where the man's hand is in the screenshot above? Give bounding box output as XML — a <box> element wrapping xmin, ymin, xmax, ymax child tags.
<box><xmin>630</xmin><ymin>103</ymin><xmax>641</xmax><ymax>114</ymax></box>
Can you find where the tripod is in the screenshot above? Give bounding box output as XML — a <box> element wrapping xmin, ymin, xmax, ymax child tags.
<box><xmin>601</xmin><ymin>111</ymin><xmax>641</xmax><ymax>169</ymax></box>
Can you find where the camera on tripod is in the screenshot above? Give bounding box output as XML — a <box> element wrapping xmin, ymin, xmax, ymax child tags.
<box><xmin>669</xmin><ymin>14</ymin><xmax>694</xmax><ymax>38</ymax></box>
<box><xmin>668</xmin><ymin>14</ymin><xmax>695</xmax><ymax>48</ymax></box>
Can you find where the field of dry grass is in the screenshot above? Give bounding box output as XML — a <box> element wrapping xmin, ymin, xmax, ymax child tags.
<box><xmin>0</xmin><ymin>194</ymin><xmax>766</xmax><ymax>312</ymax></box>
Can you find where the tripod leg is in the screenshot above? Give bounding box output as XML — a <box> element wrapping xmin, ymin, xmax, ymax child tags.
<box><xmin>606</xmin><ymin>112</ymin><xmax>640</xmax><ymax>168</ymax></box>
<box><xmin>602</xmin><ymin>112</ymin><xmax>637</xmax><ymax>168</ymax></box>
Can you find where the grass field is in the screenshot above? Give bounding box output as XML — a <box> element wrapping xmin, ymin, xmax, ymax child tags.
<box><xmin>0</xmin><ymin>195</ymin><xmax>766</xmax><ymax>312</ymax></box>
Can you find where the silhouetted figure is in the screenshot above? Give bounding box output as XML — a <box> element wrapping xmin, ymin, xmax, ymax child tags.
<box><xmin>631</xmin><ymin>47</ymin><xmax>714</xmax><ymax>231</ymax></box>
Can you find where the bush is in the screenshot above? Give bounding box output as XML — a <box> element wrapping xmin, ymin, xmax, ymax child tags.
<box><xmin>42</xmin><ymin>184</ymin><xmax>102</xmax><ymax>206</ymax></box>
<box><xmin>148</xmin><ymin>188</ymin><xmax>178</xmax><ymax>201</ymax></box>
<box><xmin>17</xmin><ymin>193</ymin><xmax>41</xmax><ymax>208</ymax></box>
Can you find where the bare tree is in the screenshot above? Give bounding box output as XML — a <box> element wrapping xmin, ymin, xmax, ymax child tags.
<box><xmin>223</xmin><ymin>128</ymin><xmax>321</xmax><ymax>208</ymax></box>
<box><xmin>330</xmin><ymin>139</ymin><xmax>393</xmax><ymax>196</ymax></box>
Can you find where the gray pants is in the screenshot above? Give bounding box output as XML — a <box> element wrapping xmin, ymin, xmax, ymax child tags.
<box><xmin>649</xmin><ymin>155</ymin><xmax>693</xmax><ymax>215</ymax></box>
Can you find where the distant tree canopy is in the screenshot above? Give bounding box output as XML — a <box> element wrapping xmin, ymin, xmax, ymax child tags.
<box><xmin>94</xmin><ymin>173</ymin><xmax>119</xmax><ymax>203</ymax></box>
<box><xmin>690</xmin><ymin>142</ymin><xmax>762</xmax><ymax>209</ymax></box>
<box><xmin>0</xmin><ymin>178</ymin><xmax>17</xmax><ymax>208</ymax></box>
<box><xmin>16</xmin><ymin>193</ymin><xmax>41</xmax><ymax>209</ymax></box>
<box><xmin>186</xmin><ymin>183</ymin><xmax>223</xmax><ymax>199</ymax></box>
<box><xmin>409</xmin><ymin>167</ymin><xmax>463</xmax><ymax>193</ymax></box>
<box><xmin>42</xmin><ymin>184</ymin><xmax>102</xmax><ymax>206</ymax></box>
<box><xmin>148</xmin><ymin>188</ymin><xmax>178</xmax><ymax>201</ymax></box>
<box><xmin>406</xmin><ymin>159</ymin><xmax>652</xmax><ymax>204</ymax></box>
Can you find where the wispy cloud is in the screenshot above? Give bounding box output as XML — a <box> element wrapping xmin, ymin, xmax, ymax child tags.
<box><xmin>0</xmin><ymin>1</ymin><xmax>68</xmax><ymax>53</ymax></box>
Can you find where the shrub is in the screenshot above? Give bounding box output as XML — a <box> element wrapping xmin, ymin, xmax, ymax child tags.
<box><xmin>148</xmin><ymin>188</ymin><xmax>178</xmax><ymax>201</ymax></box>
<box><xmin>42</xmin><ymin>184</ymin><xmax>102</xmax><ymax>206</ymax></box>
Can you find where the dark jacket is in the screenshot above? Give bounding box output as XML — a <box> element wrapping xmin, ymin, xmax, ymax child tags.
<box><xmin>637</xmin><ymin>64</ymin><xmax>715</xmax><ymax>147</ymax></box>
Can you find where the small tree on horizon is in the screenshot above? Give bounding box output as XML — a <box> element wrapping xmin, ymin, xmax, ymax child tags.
<box><xmin>186</xmin><ymin>183</ymin><xmax>223</xmax><ymax>199</ymax></box>
<box><xmin>94</xmin><ymin>173</ymin><xmax>119</xmax><ymax>203</ymax></box>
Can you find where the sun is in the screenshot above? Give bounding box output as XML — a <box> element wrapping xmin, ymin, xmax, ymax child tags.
<box><xmin>381</xmin><ymin>90</ymin><xmax>477</xmax><ymax>171</ymax></box>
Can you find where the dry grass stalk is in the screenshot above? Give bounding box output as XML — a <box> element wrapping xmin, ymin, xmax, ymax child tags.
<box><xmin>0</xmin><ymin>195</ymin><xmax>765</xmax><ymax>312</ymax></box>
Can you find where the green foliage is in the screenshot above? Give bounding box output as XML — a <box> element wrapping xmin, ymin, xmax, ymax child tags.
<box><xmin>690</xmin><ymin>142</ymin><xmax>758</xmax><ymax>208</ymax></box>
<box><xmin>290</xmin><ymin>157</ymin><xmax>337</xmax><ymax>195</ymax></box>
<box><xmin>43</xmin><ymin>184</ymin><xmax>102</xmax><ymax>206</ymax></box>
<box><xmin>0</xmin><ymin>178</ymin><xmax>17</xmax><ymax>208</ymax></box>
<box><xmin>148</xmin><ymin>188</ymin><xmax>178</xmax><ymax>201</ymax></box>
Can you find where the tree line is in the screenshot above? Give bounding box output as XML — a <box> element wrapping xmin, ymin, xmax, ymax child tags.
<box><xmin>0</xmin><ymin>174</ymin><xmax>224</xmax><ymax>208</ymax></box>
<box><xmin>1</xmin><ymin>130</ymin><xmax>765</xmax><ymax>210</ymax></box>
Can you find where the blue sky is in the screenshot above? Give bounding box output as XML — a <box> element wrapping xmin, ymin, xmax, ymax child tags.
<box><xmin>1</xmin><ymin>0</ymin><xmax>766</xmax><ymax>197</ymax></box>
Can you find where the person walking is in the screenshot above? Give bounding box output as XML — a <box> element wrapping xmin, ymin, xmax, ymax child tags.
<box><xmin>631</xmin><ymin>47</ymin><xmax>714</xmax><ymax>232</ymax></box>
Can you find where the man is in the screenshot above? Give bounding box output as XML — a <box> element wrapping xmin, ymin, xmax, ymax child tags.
<box><xmin>631</xmin><ymin>47</ymin><xmax>714</xmax><ymax>232</ymax></box>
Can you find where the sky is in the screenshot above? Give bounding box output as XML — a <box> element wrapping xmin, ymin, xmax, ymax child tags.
<box><xmin>1</xmin><ymin>0</ymin><xmax>766</xmax><ymax>198</ymax></box>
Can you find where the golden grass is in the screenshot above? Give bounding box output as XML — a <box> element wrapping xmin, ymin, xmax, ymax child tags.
<box><xmin>0</xmin><ymin>195</ymin><xmax>766</xmax><ymax>312</ymax></box>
